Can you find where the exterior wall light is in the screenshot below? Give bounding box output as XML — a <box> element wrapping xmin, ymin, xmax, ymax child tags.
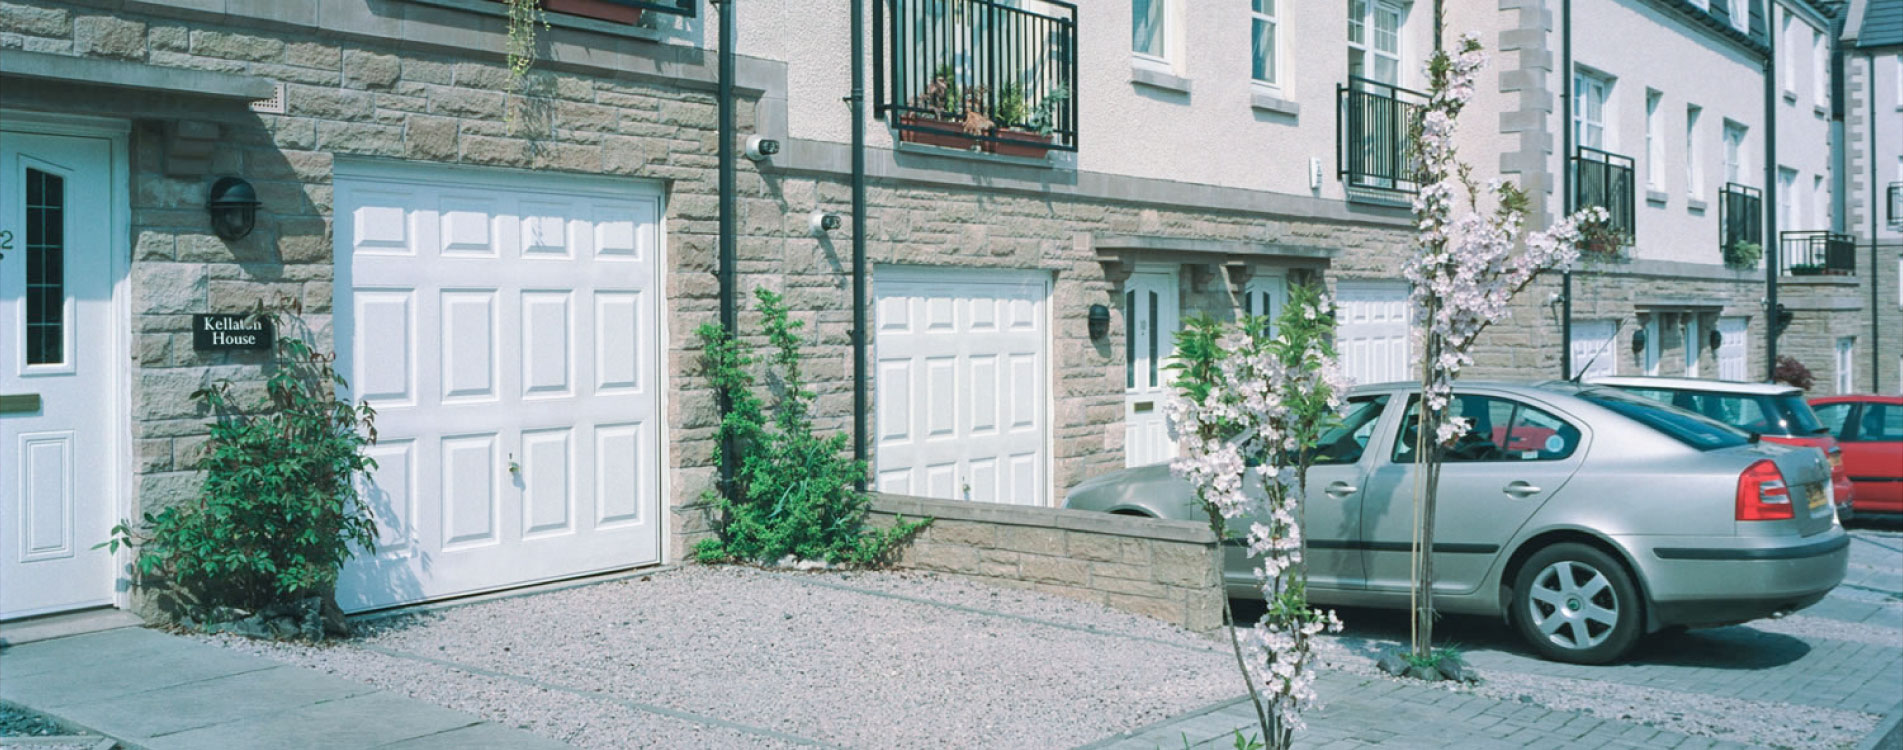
<box><xmin>1630</xmin><ymin>327</ymin><xmax>1647</xmax><ymax>355</ymax></box>
<box><xmin>207</xmin><ymin>177</ymin><xmax>260</xmax><ymax>241</ymax></box>
<box><xmin>1708</xmin><ymin>328</ymin><xmax>1724</xmax><ymax>352</ymax></box>
<box><xmin>1087</xmin><ymin>304</ymin><xmax>1110</xmax><ymax>340</ymax></box>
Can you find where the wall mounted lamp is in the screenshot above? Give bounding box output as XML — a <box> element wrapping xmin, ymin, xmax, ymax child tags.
<box><xmin>1087</xmin><ymin>304</ymin><xmax>1110</xmax><ymax>340</ymax></box>
<box><xmin>207</xmin><ymin>177</ymin><xmax>260</xmax><ymax>241</ymax></box>
<box><xmin>1707</xmin><ymin>328</ymin><xmax>1724</xmax><ymax>352</ymax></box>
<box><xmin>1630</xmin><ymin>327</ymin><xmax>1647</xmax><ymax>355</ymax></box>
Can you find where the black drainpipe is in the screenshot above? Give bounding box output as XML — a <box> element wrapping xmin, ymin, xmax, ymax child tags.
<box><xmin>1868</xmin><ymin>49</ymin><xmax>1881</xmax><ymax>389</ymax></box>
<box><xmin>716</xmin><ymin>0</ymin><xmax>737</xmax><ymax>497</ymax></box>
<box><xmin>850</xmin><ymin>0</ymin><xmax>870</xmax><ymax>485</ymax></box>
<box><xmin>1764</xmin><ymin>16</ymin><xmax>1778</xmax><ymax>381</ymax></box>
<box><xmin>1560</xmin><ymin>0</ymin><xmax>1574</xmax><ymax>378</ymax></box>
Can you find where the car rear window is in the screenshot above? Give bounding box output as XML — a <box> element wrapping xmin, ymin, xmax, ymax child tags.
<box><xmin>1575</xmin><ymin>388</ymin><xmax>1752</xmax><ymax>451</ymax></box>
<box><xmin>1611</xmin><ymin>387</ymin><xmax>1827</xmax><ymax>437</ymax></box>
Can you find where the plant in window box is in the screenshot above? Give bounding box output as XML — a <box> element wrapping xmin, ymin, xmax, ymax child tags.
<box><xmin>990</xmin><ymin>84</ymin><xmax>1070</xmax><ymax>159</ymax></box>
<box><xmin>1722</xmin><ymin>240</ymin><xmax>1762</xmax><ymax>269</ymax></box>
<box><xmin>1575</xmin><ymin>215</ymin><xmax>1626</xmax><ymax>261</ymax></box>
<box><xmin>899</xmin><ymin>64</ymin><xmax>988</xmax><ymax>151</ymax></box>
<box><xmin>1789</xmin><ymin>263</ymin><xmax>1826</xmax><ymax>276</ymax></box>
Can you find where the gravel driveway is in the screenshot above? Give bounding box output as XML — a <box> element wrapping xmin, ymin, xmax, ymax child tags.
<box><xmin>206</xmin><ymin>566</ymin><xmax>1240</xmax><ymax>749</ymax></box>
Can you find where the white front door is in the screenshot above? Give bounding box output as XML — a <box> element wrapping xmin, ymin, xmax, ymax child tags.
<box><xmin>1570</xmin><ymin>319</ymin><xmax>1619</xmax><ymax>380</ymax></box>
<box><xmin>0</xmin><ymin>131</ymin><xmax>117</xmax><ymax>619</ymax></box>
<box><xmin>1717</xmin><ymin>316</ymin><xmax>1748</xmax><ymax>381</ymax></box>
<box><xmin>1242</xmin><ymin>272</ymin><xmax>1289</xmax><ymax>335</ymax></box>
<box><xmin>1642</xmin><ymin>316</ymin><xmax>1661</xmax><ymax>376</ymax></box>
<box><xmin>1336</xmin><ymin>280</ymin><xmax>1411</xmax><ymax>385</ymax></box>
<box><xmin>1683</xmin><ymin>317</ymin><xmax>1700</xmax><ymax>377</ymax></box>
<box><xmin>1123</xmin><ymin>268</ymin><xmax>1179</xmax><ymax>468</ymax></box>
<box><xmin>334</xmin><ymin>163</ymin><xmax>664</xmax><ymax>612</ymax></box>
<box><xmin>874</xmin><ymin>267</ymin><xmax>1050</xmax><ymax>505</ymax></box>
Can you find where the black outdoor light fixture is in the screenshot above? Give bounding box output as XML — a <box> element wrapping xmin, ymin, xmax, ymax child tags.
<box><xmin>207</xmin><ymin>177</ymin><xmax>260</xmax><ymax>241</ymax></box>
<box><xmin>1708</xmin><ymin>328</ymin><xmax>1725</xmax><ymax>353</ymax></box>
<box><xmin>1630</xmin><ymin>327</ymin><xmax>1647</xmax><ymax>355</ymax></box>
<box><xmin>1087</xmin><ymin>304</ymin><xmax>1110</xmax><ymax>340</ymax></box>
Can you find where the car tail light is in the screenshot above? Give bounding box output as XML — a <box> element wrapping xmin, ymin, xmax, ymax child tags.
<box><xmin>1827</xmin><ymin>447</ymin><xmax>1843</xmax><ymax>471</ymax></box>
<box><xmin>1737</xmin><ymin>459</ymin><xmax>1794</xmax><ymax>521</ymax></box>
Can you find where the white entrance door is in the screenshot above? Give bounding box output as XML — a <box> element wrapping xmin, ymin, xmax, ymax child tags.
<box><xmin>1717</xmin><ymin>316</ymin><xmax>1748</xmax><ymax>381</ymax></box>
<box><xmin>1642</xmin><ymin>316</ymin><xmax>1661</xmax><ymax>376</ymax></box>
<box><xmin>1123</xmin><ymin>268</ymin><xmax>1180</xmax><ymax>468</ymax></box>
<box><xmin>1682</xmin><ymin>317</ymin><xmax>1700</xmax><ymax>377</ymax></box>
<box><xmin>1336</xmin><ymin>280</ymin><xmax>1412</xmax><ymax>385</ymax></box>
<box><xmin>334</xmin><ymin>163</ymin><xmax>663</xmax><ymax>612</ymax></box>
<box><xmin>1242</xmin><ymin>272</ymin><xmax>1289</xmax><ymax>335</ymax></box>
<box><xmin>1570</xmin><ymin>319</ymin><xmax>1619</xmax><ymax>380</ymax></box>
<box><xmin>0</xmin><ymin>131</ymin><xmax>117</xmax><ymax>619</ymax></box>
<box><xmin>874</xmin><ymin>267</ymin><xmax>1049</xmax><ymax>505</ymax></box>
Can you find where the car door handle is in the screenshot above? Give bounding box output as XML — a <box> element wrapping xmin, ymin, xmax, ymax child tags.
<box><xmin>1503</xmin><ymin>481</ymin><xmax>1542</xmax><ymax>498</ymax></box>
<box><xmin>1324</xmin><ymin>481</ymin><xmax>1358</xmax><ymax>498</ymax></box>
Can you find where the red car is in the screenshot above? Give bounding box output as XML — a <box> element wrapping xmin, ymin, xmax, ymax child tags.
<box><xmin>1593</xmin><ymin>377</ymin><xmax>1856</xmax><ymax>519</ymax></box>
<box><xmin>1809</xmin><ymin>395</ymin><xmax>1903</xmax><ymax>518</ymax></box>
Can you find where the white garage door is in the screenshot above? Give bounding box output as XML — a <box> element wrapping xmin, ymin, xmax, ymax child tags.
<box><xmin>1717</xmin><ymin>316</ymin><xmax>1748</xmax><ymax>381</ymax></box>
<box><xmin>1337</xmin><ymin>280</ymin><xmax>1413</xmax><ymax>385</ymax></box>
<box><xmin>333</xmin><ymin>162</ymin><xmax>663</xmax><ymax>612</ymax></box>
<box><xmin>875</xmin><ymin>267</ymin><xmax>1049</xmax><ymax>506</ymax></box>
<box><xmin>1569</xmin><ymin>319</ymin><xmax>1619</xmax><ymax>380</ymax></box>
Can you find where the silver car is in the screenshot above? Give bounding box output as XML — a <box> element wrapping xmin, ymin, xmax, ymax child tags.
<box><xmin>1064</xmin><ymin>382</ymin><xmax>1849</xmax><ymax>664</ymax></box>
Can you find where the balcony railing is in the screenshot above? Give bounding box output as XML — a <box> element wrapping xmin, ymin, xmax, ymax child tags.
<box><xmin>1719</xmin><ymin>183</ymin><xmax>1762</xmax><ymax>266</ymax></box>
<box><xmin>1337</xmin><ymin>77</ymin><xmax>1427</xmax><ymax>193</ymax></box>
<box><xmin>874</xmin><ymin>0</ymin><xmax>1078</xmax><ymax>154</ymax></box>
<box><xmin>1889</xmin><ymin>182</ymin><xmax>1901</xmax><ymax>228</ymax></box>
<box><xmin>1781</xmin><ymin>231</ymin><xmax>1857</xmax><ymax>276</ymax></box>
<box><xmin>1572</xmin><ymin>147</ymin><xmax>1636</xmax><ymax>244</ymax></box>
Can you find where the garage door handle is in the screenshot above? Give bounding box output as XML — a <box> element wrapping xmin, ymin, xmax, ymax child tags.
<box><xmin>1324</xmin><ymin>481</ymin><xmax>1358</xmax><ymax>498</ymax></box>
<box><xmin>1503</xmin><ymin>481</ymin><xmax>1542</xmax><ymax>498</ymax></box>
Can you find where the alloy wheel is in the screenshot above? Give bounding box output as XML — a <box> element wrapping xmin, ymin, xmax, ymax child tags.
<box><xmin>1527</xmin><ymin>560</ymin><xmax>1620</xmax><ymax>651</ymax></box>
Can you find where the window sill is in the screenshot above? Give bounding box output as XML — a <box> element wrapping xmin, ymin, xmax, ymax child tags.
<box><xmin>1250</xmin><ymin>90</ymin><xmax>1299</xmax><ymax>118</ymax></box>
<box><xmin>1813</xmin><ymin>104</ymin><xmax>1828</xmax><ymax>118</ymax></box>
<box><xmin>1131</xmin><ymin>66</ymin><xmax>1193</xmax><ymax>95</ymax></box>
<box><xmin>1687</xmin><ymin>198</ymin><xmax>1709</xmax><ymax>214</ymax></box>
<box><xmin>1783</xmin><ymin>90</ymin><xmax>1798</xmax><ymax>104</ymax></box>
<box><xmin>1646</xmin><ymin>189</ymin><xmax>1670</xmax><ymax>205</ymax></box>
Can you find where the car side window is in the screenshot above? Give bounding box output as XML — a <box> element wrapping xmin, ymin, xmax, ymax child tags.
<box><xmin>1813</xmin><ymin>403</ymin><xmax>1853</xmax><ymax>440</ymax></box>
<box><xmin>1855</xmin><ymin>404</ymin><xmax>1903</xmax><ymax>441</ymax></box>
<box><xmin>1392</xmin><ymin>395</ymin><xmax>1580</xmax><ymax>463</ymax></box>
<box><xmin>1312</xmin><ymin>395</ymin><xmax>1390</xmax><ymax>465</ymax></box>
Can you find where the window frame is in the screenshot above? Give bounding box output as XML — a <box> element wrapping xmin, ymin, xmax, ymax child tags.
<box><xmin>1573</xmin><ymin>68</ymin><xmax>1613</xmax><ymax>151</ymax></box>
<box><xmin>1722</xmin><ymin>121</ymin><xmax>1748</xmax><ymax>186</ymax></box>
<box><xmin>1349</xmin><ymin>0</ymin><xmax>1405</xmax><ymax>87</ymax></box>
<box><xmin>1778</xmin><ymin>166</ymin><xmax>1799</xmax><ymax>232</ymax></box>
<box><xmin>1644</xmin><ymin>90</ymin><xmax>1664</xmax><ymax>190</ymax></box>
<box><xmin>1389</xmin><ymin>394</ymin><xmax>1585</xmax><ymax>465</ymax></box>
<box><xmin>1250</xmin><ymin>0</ymin><xmax>1282</xmax><ymax>91</ymax></box>
<box><xmin>1812</xmin><ymin>174</ymin><xmax>1826</xmax><ymax>233</ymax></box>
<box><xmin>1781</xmin><ymin>13</ymin><xmax>1797</xmax><ymax>95</ymax></box>
<box><xmin>1812</xmin><ymin>27</ymin><xmax>1828</xmax><ymax>108</ymax></box>
<box><xmin>1132</xmin><ymin>0</ymin><xmax>1171</xmax><ymax>66</ymax></box>
<box><xmin>1728</xmin><ymin>0</ymin><xmax>1749</xmax><ymax>32</ymax></box>
<box><xmin>1685</xmin><ymin>105</ymin><xmax>1704</xmax><ymax>199</ymax></box>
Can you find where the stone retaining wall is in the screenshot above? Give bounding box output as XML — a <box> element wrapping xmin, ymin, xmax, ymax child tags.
<box><xmin>868</xmin><ymin>493</ymin><xmax>1224</xmax><ymax>633</ymax></box>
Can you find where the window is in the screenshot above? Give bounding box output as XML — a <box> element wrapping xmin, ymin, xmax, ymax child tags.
<box><xmin>1814</xmin><ymin>401</ymin><xmax>1853</xmax><ymax>438</ymax></box>
<box><xmin>24</xmin><ymin>167</ymin><xmax>64</xmax><ymax>365</ymax></box>
<box><xmin>1312</xmin><ymin>395</ymin><xmax>1390</xmax><ymax>465</ymax></box>
<box><xmin>1391</xmin><ymin>395</ymin><xmax>1583</xmax><ymax>463</ymax></box>
<box><xmin>1645</xmin><ymin>90</ymin><xmax>1664</xmax><ymax>190</ymax></box>
<box><xmin>1612</xmin><ymin>387</ymin><xmax>1826</xmax><ymax>437</ymax></box>
<box><xmin>1723</xmin><ymin>121</ymin><xmax>1748</xmax><ymax>185</ymax></box>
<box><xmin>1686</xmin><ymin>105</ymin><xmax>1704</xmax><ymax>197</ymax></box>
<box><xmin>1813</xmin><ymin>174</ymin><xmax>1826</xmax><ymax>232</ymax></box>
<box><xmin>1812</xmin><ymin>28</ymin><xmax>1828</xmax><ymax>107</ymax></box>
<box><xmin>1835</xmin><ymin>338</ymin><xmax>1854</xmax><ymax>393</ymax></box>
<box><xmin>1133</xmin><ymin>0</ymin><xmax>1167</xmax><ymax>61</ymax></box>
<box><xmin>1349</xmin><ymin>0</ymin><xmax>1403</xmax><ymax>86</ymax></box>
<box><xmin>1252</xmin><ymin>0</ymin><xmax>1280</xmax><ymax>88</ymax></box>
<box><xmin>1573</xmin><ymin>388</ymin><xmax>1751</xmax><ymax>451</ymax></box>
<box><xmin>1775</xmin><ymin>168</ymin><xmax>1796</xmax><ymax>232</ymax></box>
<box><xmin>1727</xmin><ymin>0</ymin><xmax>1748</xmax><ymax>32</ymax></box>
<box><xmin>1845</xmin><ymin>403</ymin><xmax>1903</xmax><ymax>441</ymax></box>
<box><xmin>1573</xmin><ymin>69</ymin><xmax>1613</xmax><ymax>150</ymax></box>
<box><xmin>1781</xmin><ymin>14</ymin><xmax>1797</xmax><ymax>95</ymax></box>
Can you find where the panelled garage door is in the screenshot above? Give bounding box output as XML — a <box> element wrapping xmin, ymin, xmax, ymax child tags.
<box><xmin>333</xmin><ymin>162</ymin><xmax>663</xmax><ymax>612</ymax></box>
<box><xmin>874</xmin><ymin>267</ymin><xmax>1050</xmax><ymax>506</ymax></box>
<box><xmin>1336</xmin><ymin>280</ymin><xmax>1413</xmax><ymax>385</ymax></box>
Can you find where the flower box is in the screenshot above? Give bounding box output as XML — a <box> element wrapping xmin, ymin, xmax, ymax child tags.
<box><xmin>497</xmin><ymin>0</ymin><xmax>643</xmax><ymax>25</ymax></box>
<box><xmin>988</xmin><ymin>128</ymin><xmax>1055</xmax><ymax>159</ymax></box>
<box><xmin>898</xmin><ymin>113</ymin><xmax>982</xmax><ymax>151</ymax></box>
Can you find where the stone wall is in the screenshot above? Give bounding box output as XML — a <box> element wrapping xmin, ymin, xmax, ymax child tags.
<box><xmin>867</xmin><ymin>493</ymin><xmax>1224</xmax><ymax>633</ymax></box>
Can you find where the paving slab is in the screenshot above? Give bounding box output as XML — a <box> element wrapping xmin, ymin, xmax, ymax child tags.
<box><xmin>0</xmin><ymin>627</ymin><xmax>567</xmax><ymax>750</ymax></box>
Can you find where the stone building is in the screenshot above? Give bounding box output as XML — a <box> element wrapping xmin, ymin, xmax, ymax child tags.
<box><xmin>1840</xmin><ymin>0</ymin><xmax>1902</xmax><ymax>394</ymax></box>
<box><xmin>0</xmin><ymin>0</ymin><xmax>1873</xmax><ymax>621</ymax></box>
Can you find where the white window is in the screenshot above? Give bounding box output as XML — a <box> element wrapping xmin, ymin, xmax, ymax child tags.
<box><xmin>1728</xmin><ymin>0</ymin><xmax>1748</xmax><ymax>32</ymax></box>
<box><xmin>1574</xmin><ymin>69</ymin><xmax>1613</xmax><ymax>150</ymax></box>
<box><xmin>1781</xmin><ymin>14</ymin><xmax>1797</xmax><ymax>95</ymax></box>
<box><xmin>1133</xmin><ymin>0</ymin><xmax>1168</xmax><ymax>62</ymax></box>
<box><xmin>1812</xmin><ymin>28</ymin><xmax>1828</xmax><ymax>108</ymax></box>
<box><xmin>1813</xmin><ymin>174</ymin><xmax>1827</xmax><ymax>231</ymax></box>
<box><xmin>1252</xmin><ymin>0</ymin><xmax>1281</xmax><ymax>89</ymax></box>
<box><xmin>1686</xmin><ymin>105</ymin><xmax>1704</xmax><ymax>197</ymax></box>
<box><xmin>1349</xmin><ymin>0</ymin><xmax>1404</xmax><ymax>86</ymax></box>
<box><xmin>1723</xmin><ymin>121</ymin><xmax>1748</xmax><ymax>185</ymax></box>
<box><xmin>1835</xmin><ymin>337</ymin><xmax>1854</xmax><ymax>393</ymax></box>
<box><xmin>1645</xmin><ymin>90</ymin><xmax>1664</xmax><ymax>190</ymax></box>
<box><xmin>1778</xmin><ymin>166</ymin><xmax>1798</xmax><ymax>230</ymax></box>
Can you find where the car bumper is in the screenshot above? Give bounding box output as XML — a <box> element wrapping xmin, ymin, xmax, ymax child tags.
<box><xmin>1617</xmin><ymin>529</ymin><xmax>1849</xmax><ymax>629</ymax></box>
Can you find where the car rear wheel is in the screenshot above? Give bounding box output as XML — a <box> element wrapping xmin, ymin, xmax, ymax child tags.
<box><xmin>1510</xmin><ymin>543</ymin><xmax>1643</xmax><ymax>664</ymax></box>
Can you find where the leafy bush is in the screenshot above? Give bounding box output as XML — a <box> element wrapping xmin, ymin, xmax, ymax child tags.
<box><xmin>1723</xmin><ymin>241</ymin><xmax>1762</xmax><ymax>269</ymax></box>
<box><xmin>693</xmin><ymin>289</ymin><xmax>928</xmax><ymax>566</ymax></box>
<box><xmin>1773</xmin><ymin>355</ymin><xmax>1816</xmax><ymax>391</ymax></box>
<box><xmin>105</xmin><ymin>309</ymin><xmax>378</xmax><ymax>614</ymax></box>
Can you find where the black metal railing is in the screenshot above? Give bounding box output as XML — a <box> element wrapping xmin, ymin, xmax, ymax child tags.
<box><xmin>1337</xmin><ymin>77</ymin><xmax>1427</xmax><ymax>193</ymax></box>
<box><xmin>874</xmin><ymin>0</ymin><xmax>1078</xmax><ymax>153</ymax></box>
<box><xmin>1781</xmin><ymin>231</ymin><xmax>1857</xmax><ymax>275</ymax></box>
<box><xmin>1572</xmin><ymin>147</ymin><xmax>1636</xmax><ymax>243</ymax></box>
<box><xmin>1889</xmin><ymin>182</ymin><xmax>1901</xmax><ymax>227</ymax></box>
<box><xmin>1719</xmin><ymin>183</ymin><xmax>1762</xmax><ymax>266</ymax></box>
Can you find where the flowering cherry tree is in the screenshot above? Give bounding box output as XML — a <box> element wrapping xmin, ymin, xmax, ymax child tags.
<box><xmin>1402</xmin><ymin>35</ymin><xmax>1607</xmax><ymax>661</ymax></box>
<box><xmin>1169</xmin><ymin>285</ymin><xmax>1350</xmax><ymax>749</ymax></box>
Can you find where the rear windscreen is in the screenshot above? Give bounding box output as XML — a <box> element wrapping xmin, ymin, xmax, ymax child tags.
<box><xmin>1574</xmin><ymin>388</ymin><xmax>1753</xmax><ymax>450</ymax></box>
<box><xmin>1612</xmin><ymin>387</ymin><xmax>1827</xmax><ymax>437</ymax></box>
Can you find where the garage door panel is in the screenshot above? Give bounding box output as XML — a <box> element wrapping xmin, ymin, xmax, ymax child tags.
<box><xmin>877</xmin><ymin>359</ymin><xmax>911</xmax><ymax>443</ymax></box>
<box><xmin>337</xmin><ymin>164</ymin><xmax>661</xmax><ymax>612</ymax></box>
<box><xmin>362</xmin><ymin>439</ymin><xmax>415</xmax><ymax>557</ymax></box>
<box><xmin>969</xmin><ymin>354</ymin><xmax>999</xmax><ymax>436</ymax></box>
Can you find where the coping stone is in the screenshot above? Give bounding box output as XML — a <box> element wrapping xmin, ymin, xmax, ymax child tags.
<box><xmin>870</xmin><ymin>493</ymin><xmax>1216</xmax><ymax>545</ymax></box>
<box><xmin>0</xmin><ymin>50</ymin><xmax>276</xmax><ymax>101</ymax></box>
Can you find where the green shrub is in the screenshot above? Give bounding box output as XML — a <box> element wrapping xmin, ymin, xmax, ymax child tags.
<box><xmin>105</xmin><ymin>309</ymin><xmax>378</xmax><ymax>614</ymax></box>
<box><xmin>693</xmin><ymin>289</ymin><xmax>928</xmax><ymax>566</ymax></box>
